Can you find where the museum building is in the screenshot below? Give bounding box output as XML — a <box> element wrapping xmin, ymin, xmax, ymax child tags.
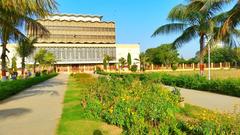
<box><xmin>26</xmin><ymin>14</ymin><xmax>140</xmax><ymax>72</ymax></box>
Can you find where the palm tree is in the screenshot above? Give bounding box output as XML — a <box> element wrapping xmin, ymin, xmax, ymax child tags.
<box><xmin>135</xmin><ymin>52</ymin><xmax>149</xmax><ymax>71</ymax></box>
<box><xmin>43</xmin><ymin>52</ymin><xmax>56</xmax><ymax>69</ymax></box>
<box><xmin>103</xmin><ymin>55</ymin><xmax>112</xmax><ymax>70</ymax></box>
<box><xmin>16</xmin><ymin>37</ymin><xmax>37</xmax><ymax>75</ymax></box>
<box><xmin>33</xmin><ymin>48</ymin><xmax>47</xmax><ymax>73</ymax></box>
<box><xmin>118</xmin><ymin>57</ymin><xmax>127</xmax><ymax>70</ymax></box>
<box><xmin>0</xmin><ymin>0</ymin><xmax>57</xmax><ymax>80</ymax></box>
<box><xmin>152</xmin><ymin>0</ymin><xmax>232</xmax><ymax>75</ymax></box>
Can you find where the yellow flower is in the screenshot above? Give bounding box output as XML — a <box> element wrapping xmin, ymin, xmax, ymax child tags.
<box><xmin>109</xmin><ymin>109</ymin><xmax>113</xmax><ymax>114</ymax></box>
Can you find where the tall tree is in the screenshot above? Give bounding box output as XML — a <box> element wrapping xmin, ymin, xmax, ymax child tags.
<box><xmin>0</xmin><ymin>0</ymin><xmax>57</xmax><ymax>80</ymax></box>
<box><xmin>118</xmin><ymin>57</ymin><xmax>127</xmax><ymax>70</ymax></box>
<box><xmin>217</xmin><ymin>0</ymin><xmax>240</xmax><ymax>38</ymax></box>
<box><xmin>11</xmin><ymin>56</ymin><xmax>17</xmax><ymax>72</ymax></box>
<box><xmin>152</xmin><ymin>0</ymin><xmax>232</xmax><ymax>75</ymax></box>
<box><xmin>103</xmin><ymin>55</ymin><xmax>112</xmax><ymax>70</ymax></box>
<box><xmin>16</xmin><ymin>37</ymin><xmax>36</xmax><ymax>75</ymax></box>
<box><xmin>146</xmin><ymin>44</ymin><xmax>179</xmax><ymax>66</ymax></box>
<box><xmin>43</xmin><ymin>52</ymin><xmax>56</xmax><ymax>68</ymax></box>
<box><xmin>127</xmin><ymin>53</ymin><xmax>132</xmax><ymax>69</ymax></box>
<box><xmin>34</xmin><ymin>48</ymin><xmax>47</xmax><ymax>73</ymax></box>
<box><xmin>135</xmin><ymin>52</ymin><xmax>150</xmax><ymax>71</ymax></box>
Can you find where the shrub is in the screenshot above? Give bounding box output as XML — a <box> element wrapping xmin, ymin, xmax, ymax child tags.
<box><xmin>80</xmin><ymin>75</ymin><xmax>182</xmax><ymax>134</ymax></box>
<box><xmin>171</xmin><ymin>63</ymin><xmax>178</xmax><ymax>71</ymax></box>
<box><xmin>69</xmin><ymin>73</ymin><xmax>240</xmax><ymax>134</ymax></box>
<box><xmin>160</xmin><ymin>74</ymin><xmax>240</xmax><ymax>97</ymax></box>
<box><xmin>130</xmin><ymin>65</ymin><xmax>138</xmax><ymax>72</ymax></box>
<box><xmin>0</xmin><ymin>73</ymin><xmax>58</xmax><ymax>101</ymax></box>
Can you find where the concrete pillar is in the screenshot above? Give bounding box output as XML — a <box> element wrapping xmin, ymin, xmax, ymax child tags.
<box><xmin>83</xmin><ymin>65</ymin><xmax>86</xmax><ymax>72</ymax></box>
<box><xmin>211</xmin><ymin>63</ymin><xmax>214</xmax><ymax>68</ymax></box>
<box><xmin>117</xmin><ymin>64</ymin><xmax>119</xmax><ymax>70</ymax></box>
<box><xmin>94</xmin><ymin>65</ymin><xmax>97</xmax><ymax>71</ymax></box>
<box><xmin>220</xmin><ymin>62</ymin><xmax>222</xmax><ymax>69</ymax></box>
<box><xmin>67</xmin><ymin>65</ymin><xmax>70</xmax><ymax>73</ymax></box>
<box><xmin>151</xmin><ymin>64</ymin><xmax>154</xmax><ymax>70</ymax></box>
<box><xmin>192</xmin><ymin>63</ymin><xmax>195</xmax><ymax>70</ymax></box>
<box><xmin>182</xmin><ymin>64</ymin><xmax>185</xmax><ymax>69</ymax></box>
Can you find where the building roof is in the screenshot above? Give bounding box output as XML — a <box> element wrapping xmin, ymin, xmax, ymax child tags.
<box><xmin>50</xmin><ymin>13</ymin><xmax>103</xmax><ymax>20</ymax></box>
<box><xmin>38</xmin><ymin>13</ymin><xmax>115</xmax><ymax>23</ymax></box>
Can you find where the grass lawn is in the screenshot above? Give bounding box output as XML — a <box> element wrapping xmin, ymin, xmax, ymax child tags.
<box><xmin>57</xmin><ymin>74</ymin><xmax>122</xmax><ymax>135</ymax></box>
<box><xmin>165</xmin><ymin>69</ymin><xmax>240</xmax><ymax>80</ymax></box>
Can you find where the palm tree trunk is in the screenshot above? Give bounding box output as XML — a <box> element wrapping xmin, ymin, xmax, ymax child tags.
<box><xmin>1</xmin><ymin>41</ymin><xmax>7</xmax><ymax>80</ymax></box>
<box><xmin>21</xmin><ymin>57</ymin><xmax>25</xmax><ymax>76</ymax></box>
<box><xmin>33</xmin><ymin>61</ymin><xmax>36</xmax><ymax>73</ymax></box>
<box><xmin>199</xmin><ymin>34</ymin><xmax>205</xmax><ymax>75</ymax></box>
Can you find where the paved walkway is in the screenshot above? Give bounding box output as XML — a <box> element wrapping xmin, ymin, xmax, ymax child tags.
<box><xmin>167</xmin><ymin>86</ymin><xmax>240</xmax><ymax>113</ymax></box>
<box><xmin>0</xmin><ymin>73</ymin><xmax>68</xmax><ymax>135</ymax></box>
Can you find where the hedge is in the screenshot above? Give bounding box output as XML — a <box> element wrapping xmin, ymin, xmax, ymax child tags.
<box><xmin>99</xmin><ymin>72</ymin><xmax>240</xmax><ymax>97</ymax></box>
<box><xmin>160</xmin><ymin>74</ymin><xmax>240</xmax><ymax>97</ymax></box>
<box><xmin>0</xmin><ymin>73</ymin><xmax>58</xmax><ymax>101</ymax></box>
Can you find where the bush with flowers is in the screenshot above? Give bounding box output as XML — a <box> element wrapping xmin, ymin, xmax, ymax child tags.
<box><xmin>71</xmin><ymin>73</ymin><xmax>240</xmax><ymax>134</ymax></box>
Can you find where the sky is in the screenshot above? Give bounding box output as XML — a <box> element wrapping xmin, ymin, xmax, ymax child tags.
<box><xmin>57</xmin><ymin>0</ymin><xmax>236</xmax><ymax>59</ymax></box>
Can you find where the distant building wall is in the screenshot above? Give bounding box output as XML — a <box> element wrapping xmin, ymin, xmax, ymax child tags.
<box><xmin>116</xmin><ymin>44</ymin><xmax>140</xmax><ymax>66</ymax></box>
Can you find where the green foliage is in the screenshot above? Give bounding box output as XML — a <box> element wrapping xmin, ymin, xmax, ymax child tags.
<box><xmin>178</xmin><ymin>104</ymin><xmax>240</xmax><ymax>134</ymax></box>
<box><xmin>0</xmin><ymin>73</ymin><xmax>58</xmax><ymax>101</ymax></box>
<box><xmin>34</xmin><ymin>49</ymin><xmax>48</xmax><ymax>65</ymax></box>
<box><xmin>74</xmin><ymin>74</ymin><xmax>181</xmax><ymax>134</ymax></box>
<box><xmin>130</xmin><ymin>64</ymin><xmax>138</xmax><ymax>72</ymax></box>
<box><xmin>16</xmin><ymin>37</ymin><xmax>36</xmax><ymax>58</ymax></box>
<box><xmin>43</xmin><ymin>51</ymin><xmax>56</xmax><ymax>66</ymax></box>
<box><xmin>64</xmin><ymin>73</ymin><xmax>240</xmax><ymax>134</ymax></box>
<box><xmin>118</xmin><ymin>57</ymin><xmax>126</xmax><ymax>70</ymax></box>
<box><xmin>204</xmin><ymin>47</ymin><xmax>239</xmax><ymax>63</ymax></box>
<box><xmin>145</xmin><ymin>44</ymin><xmax>179</xmax><ymax>65</ymax></box>
<box><xmin>103</xmin><ymin>55</ymin><xmax>112</xmax><ymax>70</ymax></box>
<box><xmin>171</xmin><ymin>63</ymin><xmax>178</xmax><ymax>71</ymax></box>
<box><xmin>152</xmin><ymin>0</ymin><xmax>239</xmax><ymax>65</ymax></box>
<box><xmin>11</xmin><ymin>56</ymin><xmax>17</xmax><ymax>71</ymax></box>
<box><xmin>160</xmin><ymin>74</ymin><xmax>240</xmax><ymax>97</ymax></box>
<box><xmin>127</xmin><ymin>53</ymin><xmax>132</xmax><ymax>69</ymax></box>
<box><xmin>103</xmin><ymin>58</ymin><xmax>107</xmax><ymax>70</ymax></box>
<box><xmin>34</xmin><ymin>49</ymin><xmax>56</xmax><ymax>67</ymax></box>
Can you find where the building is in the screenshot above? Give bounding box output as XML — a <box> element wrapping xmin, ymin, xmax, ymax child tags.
<box><xmin>26</xmin><ymin>14</ymin><xmax>140</xmax><ymax>72</ymax></box>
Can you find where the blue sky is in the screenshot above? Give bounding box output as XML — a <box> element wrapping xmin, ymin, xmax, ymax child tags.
<box><xmin>57</xmin><ymin>0</ymin><xmax>236</xmax><ymax>59</ymax></box>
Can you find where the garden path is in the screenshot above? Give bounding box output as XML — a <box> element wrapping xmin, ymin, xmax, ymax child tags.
<box><xmin>167</xmin><ymin>86</ymin><xmax>240</xmax><ymax>113</ymax></box>
<box><xmin>0</xmin><ymin>73</ymin><xmax>68</xmax><ymax>135</ymax></box>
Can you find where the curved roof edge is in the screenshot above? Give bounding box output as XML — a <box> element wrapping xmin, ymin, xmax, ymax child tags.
<box><xmin>51</xmin><ymin>13</ymin><xmax>103</xmax><ymax>19</ymax></box>
<box><xmin>37</xmin><ymin>19</ymin><xmax>115</xmax><ymax>24</ymax></box>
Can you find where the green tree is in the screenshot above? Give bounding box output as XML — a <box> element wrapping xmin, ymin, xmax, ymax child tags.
<box><xmin>145</xmin><ymin>44</ymin><xmax>179</xmax><ymax>66</ymax></box>
<box><xmin>127</xmin><ymin>53</ymin><xmax>132</xmax><ymax>69</ymax></box>
<box><xmin>216</xmin><ymin>1</ymin><xmax>240</xmax><ymax>39</ymax></box>
<box><xmin>204</xmin><ymin>47</ymin><xmax>238</xmax><ymax>63</ymax></box>
<box><xmin>43</xmin><ymin>52</ymin><xmax>56</xmax><ymax>69</ymax></box>
<box><xmin>103</xmin><ymin>55</ymin><xmax>112</xmax><ymax>70</ymax></box>
<box><xmin>0</xmin><ymin>0</ymin><xmax>57</xmax><ymax>80</ymax></box>
<box><xmin>34</xmin><ymin>49</ymin><xmax>47</xmax><ymax>73</ymax></box>
<box><xmin>118</xmin><ymin>57</ymin><xmax>127</xmax><ymax>70</ymax></box>
<box><xmin>11</xmin><ymin>56</ymin><xmax>17</xmax><ymax>72</ymax></box>
<box><xmin>152</xmin><ymin>0</ymin><xmax>235</xmax><ymax>74</ymax></box>
<box><xmin>16</xmin><ymin>37</ymin><xmax>36</xmax><ymax>75</ymax></box>
<box><xmin>135</xmin><ymin>52</ymin><xmax>149</xmax><ymax>71</ymax></box>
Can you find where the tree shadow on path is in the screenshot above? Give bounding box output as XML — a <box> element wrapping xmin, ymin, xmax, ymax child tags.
<box><xmin>0</xmin><ymin>108</ymin><xmax>31</xmax><ymax>120</ymax></box>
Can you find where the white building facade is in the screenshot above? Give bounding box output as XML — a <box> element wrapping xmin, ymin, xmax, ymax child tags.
<box><xmin>19</xmin><ymin>14</ymin><xmax>139</xmax><ymax>72</ymax></box>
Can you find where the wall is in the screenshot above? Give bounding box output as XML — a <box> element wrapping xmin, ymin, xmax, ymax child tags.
<box><xmin>116</xmin><ymin>44</ymin><xmax>140</xmax><ymax>67</ymax></box>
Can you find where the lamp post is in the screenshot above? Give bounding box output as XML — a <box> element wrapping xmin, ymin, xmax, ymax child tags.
<box><xmin>208</xmin><ymin>41</ymin><xmax>211</xmax><ymax>80</ymax></box>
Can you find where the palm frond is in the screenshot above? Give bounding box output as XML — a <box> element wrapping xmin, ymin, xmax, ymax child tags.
<box><xmin>167</xmin><ymin>4</ymin><xmax>188</xmax><ymax>22</ymax></box>
<box><xmin>173</xmin><ymin>25</ymin><xmax>198</xmax><ymax>48</ymax></box>
<box><xmin>152</xmin><ymin>23</ymin><xmax>187</xmax><ymax>37</ymax></box>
